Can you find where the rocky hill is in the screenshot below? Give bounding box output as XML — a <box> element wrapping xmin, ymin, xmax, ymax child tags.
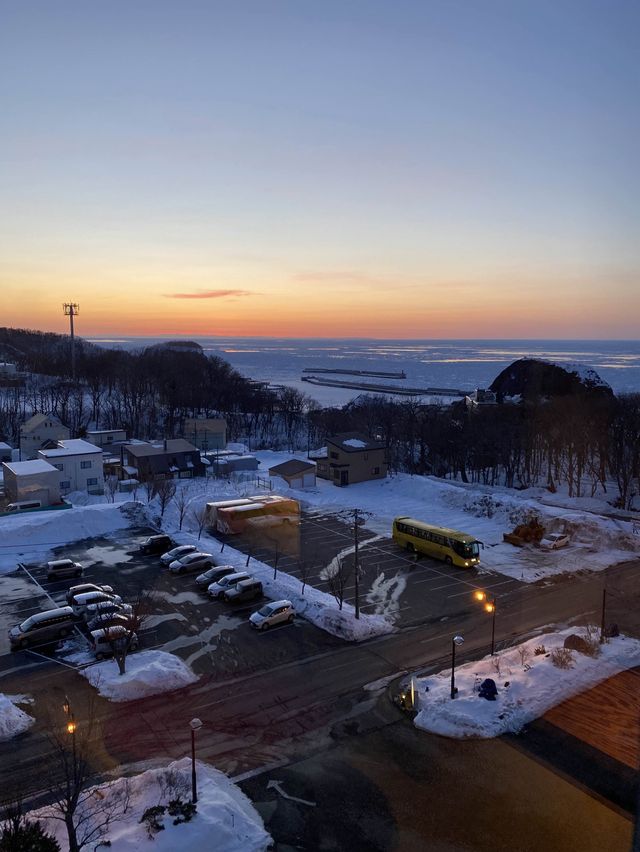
<box><xmin>489</xmin><ymin>358</ymin><xmax>613</xmax><ymax>402</ymax></box>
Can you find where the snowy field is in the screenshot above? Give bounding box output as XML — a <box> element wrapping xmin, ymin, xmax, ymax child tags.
<box><xmin>410</xmin><ymin>627</ymin><xmax>640</xmax><ymax>739</ymax></box>
<box><xmin>0</xmin><ymin>693</ymin><xmax>34</xmax><ymax>740</ymax></box>
<box><xmin>30</xmin><ymin>758</ymin><xmax>271</xmax><ymax>851</ymax></box>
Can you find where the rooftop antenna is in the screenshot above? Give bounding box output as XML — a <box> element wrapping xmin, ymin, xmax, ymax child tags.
<box><xmin>63</xmin><ymin>302</ymin><xmax>80</xmax><ymax>380</ymax></box>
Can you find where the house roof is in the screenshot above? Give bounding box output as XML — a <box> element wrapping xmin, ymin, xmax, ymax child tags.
<box><xmin>326</xmin><ymin>432</ymin><xmax>386</xmax><ymax>452</ymax></box>
<box><xmin>3</xmin><ymin>459</ymin><xmax>59</xmax><ymax>476</ymax></box>
<box><xmin>39</xmin><ymin>439</ymin><xmax>102</xmax><ymax>458</ymax></box>
<box><xmin>21</xmin><ymin>413</ymin><xmax>66</xmax><ymax>433</ymax></box>
<box><xmin>125</xmin><ymin>439</ymin><xmax>198</xmax><ymax>458</ymax></box>
<box><xmin>268</xmin><ymin>459</ymin><xmax>316</xmax><ymax>477</ymax></box>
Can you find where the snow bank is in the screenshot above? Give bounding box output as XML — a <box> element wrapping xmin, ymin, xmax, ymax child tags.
<box><xmin>412</xmin><ymin>628</ymin><xmax>640</xmax><ymax>739</ymax></box>
<box><xmin>0</xmin><ymin>502</ymin><xmax>141</xmax><ymax>574</ymax></box>
<box><xmin>32</xmin><ymin>758</ymin><xmax>271</xmax><ymax>851</ymax></box>
<box><xmin>0</xmin><ymin>693</ymin><xmax>34</xmax><ymax>740</ymax></box>
<box><xmin>80</xmin><ymin>650</ymin><xmax>198</xmax><ymax>702</ymax></box>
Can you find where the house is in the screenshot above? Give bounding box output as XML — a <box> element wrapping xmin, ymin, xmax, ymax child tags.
<box><xmin>2</xmin><ymin>459</ymin><xmax>61</xmax><ymax>506</ymax></box>
<box><xmin>183</xmin><ymin>418</ymin><xmax>227</xmax><ymax>451</ymax></box>
<box><xmin>208</xmin><ymin>452</ymin><xmax>259</xmax><ymax>477</ymax></box>
<box><xmin>268</xmin><ymin>459</ymin><xmax>316</xmax><ymax>489</ymax></box>
<box><xmin>0</xmin><ymin>442</ymin><xmax>12</xmax><ymax>463</ymax></box>
<box><xmin>315</xmin><ymin>432</ymin><xmax>387</xmax><ymax>487</ymax></box>
<box><xmin>122</xmin><ymin>439</ymin><xmax>205</xmax><ymax>481</ymax></box>
<box><xmin>20</xmin><ymin>413</ymin><xmax>70</xmax><ymax>460</ymax></box>
<box><xmin>38</xmin><ymin>439</ymin><xmax>104</xmax><ymax>495</ymax></box>
<box><xmin>85</xmin><ymin>429</ymin><xmax>128</xmax><ymax>448</ymax></box>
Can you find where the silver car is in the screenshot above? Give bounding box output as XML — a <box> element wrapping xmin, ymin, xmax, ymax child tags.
<box><xmin>249</xmin><ymin>600</ymin><xmax>295</xmax><ymax>630</ymax></box>
<box><xmin>160</xmin><ymin>544</ymin><xmax>198</xmax><ymax>565</ymax></box>
<box><xmin>169</xmin><ymin>552</ymin><xmax>215</xmax><ymax>574</ymax></box>
<box><xmin>9</xmin><ymin>607</ymin><xmax>75</xmax><ymax>650</ymax></box>
<box><xmin>207</xmin><ymin>571</ymin><xmax>250</xmax><ymax>599</ymax></box>
<box><xmin>71</xmin><ymin>591</ymin><xmax>122</xmax><ymax>618</ymax></box>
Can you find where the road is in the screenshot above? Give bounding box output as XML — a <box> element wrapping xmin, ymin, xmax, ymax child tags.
<box><xmin>1</xmin><ymin>555</ymin><xmax>637</xmax><ymax>807</ymax></box>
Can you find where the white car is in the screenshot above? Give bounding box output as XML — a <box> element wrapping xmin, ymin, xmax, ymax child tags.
<box><xmin>540</xmin><ymin>532</ymin><xmax>570</xmax><ymax>550</ymax></box>
<box><xmin>160</xmin><ymin>544</ymin><xmax>198</xmax><ymax>566</ymax></box>
<box><xmin>208</xmin><ymin>571</ymin><xmax>250</xmax><ymax>599</ymax></box>
<box><xmin>169</xmin><ymin>552</ymin><xmax>215</xmax><ymax>574</ymax></box>
<box><xmin>85</xmin><ymin>601</ymin><xmax>133</xmax><ymax>622</ymax></box>
<box><xmin>249</xmin><ymin>600</ymin><xmax>295</xmax><ymax>631</ymax></box>
<box><xmin>71</xmin><ymin>591</ymin><xmax>122</xmax><ymax>618</ymax></box>
<box><xmin>90</xmin><ymin>625</ymin><xmax>139</xmax><ymax>660</ymax></box>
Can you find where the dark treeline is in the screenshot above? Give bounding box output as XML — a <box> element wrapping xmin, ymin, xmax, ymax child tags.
<box><xmin>0</xmin><ymin>327</ymin><xmax>638</xmax><ymax>508</ymax></box>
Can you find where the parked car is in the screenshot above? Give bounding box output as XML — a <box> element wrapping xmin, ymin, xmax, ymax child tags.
<box><xmin>169</xmin><ymin>552</ymin><xmax>215</xmax><ymax>574</ymax></box>
<box><xmin>86</xmin><ymin>611</ymin><xmax>133</xmax><ymax>634</ymax></box>
<box><xmin>70</xmin><ymin>591</ymin><xmax>122</xmax><ymax>618</ymax></box>
<box><xmin>66</xmin><ymin>583</ymin><xmax>114</xmax><ymax>604</ymax></box>
<box><xmin>250</xmin><ymin>600</ymin><xmax>295</xmax><ymax>630</ymax></box>
<box><xmin>540</xmin><ymin>532</ymin><xmax>570</xmax><ymax>550</ymax></box>
<box><xmin>223</xmin><ymin>579</ymin><xmax>263</xmax><ymax>604</ymax></box>
<box><xmin>195</xmin><ymin>565</ymin><xmax>236</xmax><ymax>589</ymax></box>
<box><xmin>208</xmin><ymin>571</ymin><xmax>251</xmax><ymax>600</ymax></box>
<box><xmin>84</xmin><ymin>600</ymin><xmax>133</xmax><ymax>622</ymax></box>
<box><xmin>160</xmin><ymin>544</ymin><xmax>199</xmax><ymax>565</ymax></box>
<box><xmin>9</xmin><ymin>606</ymin><xmax>75</xmax><ymax>650</ymax></box>
<box><xmin>89</xmin><ymin>625</ymin><xmax>139</xmax><ymax>660</ymax></box>
<box><xmin>140</xmin><ymin>534</ymin><xmax>173</xmax><ymax>555</ymax></box>
<box><xmin>46</xmin><ymin>559</ymin><xmax>84</xmax><ymax>581</ymax></box>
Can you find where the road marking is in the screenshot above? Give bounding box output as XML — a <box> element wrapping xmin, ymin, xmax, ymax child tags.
<box><xmin>267</xmin><ymin>779</ymin><xmax>316</xmax><ymax>806</ymax></box>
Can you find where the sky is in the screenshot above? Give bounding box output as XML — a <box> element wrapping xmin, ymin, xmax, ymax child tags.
<box><xmin>0</xmin><ymin>1</ymin><xmax>638</xmax><ymax>339</ymax></box>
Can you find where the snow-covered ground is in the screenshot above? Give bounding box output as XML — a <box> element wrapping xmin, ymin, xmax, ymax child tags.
<box><xmin>31</xmin><ymin>758</ymin><xmax>271</xmax><ymax>851</ymax></box>
<box><xmin>411</xmin><ymin>627</ymin><xmax>640</xmax><ymax>739</ymax></box>
<box><xmin>0</xmin><ymin>693</ymin><xmax>34</xmax><ymax>740</ymax></box>
<box><xmin>79</xmin><ymin>650</ymin><xmax>199</xmax><ymax>702</ymax></box>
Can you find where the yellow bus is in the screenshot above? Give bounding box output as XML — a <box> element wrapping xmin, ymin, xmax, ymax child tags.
<box><xmin>392</xmin><ymin>517</ymin><xmax>482</xmax><ymax>568</ymax></box>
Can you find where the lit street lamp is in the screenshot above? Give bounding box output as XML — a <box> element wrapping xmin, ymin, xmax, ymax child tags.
<box><xmin>63</xmin><ymin>695</ymin><xmax>77</xmax><ymax>759</ymax></box>
<box><xmin>190</xmin><ymin>718</ymin><xmax>203</xmax><ymax>804</ymax></box>
<box><xmin>474</xmin><ymin>590</ymin><xmax>497</xmax><ymax>655</ymax></box>
<box><xmin>450</xmin><ymin>635</ymin><xmax>465</xmax><ymax>699</ymax></box>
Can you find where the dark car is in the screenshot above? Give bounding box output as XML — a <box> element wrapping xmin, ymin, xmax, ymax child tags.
<box><xmin>223</xmin><ymin>579</ymin><xmax>263</xmax><ymax>604</ymax></box>
<box><xmin>139</xmin><ymin>535</ymin><xmax>173</xmax><ymax>555</ymax></box>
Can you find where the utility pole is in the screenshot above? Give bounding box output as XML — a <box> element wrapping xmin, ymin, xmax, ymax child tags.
<box><xmin>354</xmin><ymin>508</ymin><xmax>360</xmax><ymax>620</ymax></box>
<box><xmin>63</xmin><ymin>302</ymin><xmax>80</xmax><ymax>381</ymax></box>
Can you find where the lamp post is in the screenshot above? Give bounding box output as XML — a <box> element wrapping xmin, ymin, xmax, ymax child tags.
<box><xmin>450</xmin><ymin>635</ymin><xmax>464</xmax><ymax>699</ymax></box>
<box><xmin>600</xmin><ymin>587</ymin><xmax>607</xmax><ymax>644</ymax></box>
<box><xmin>474</xmin><ymin>590</ymin><xmax>497</xmax><ymax>655</ymax></box>
<box><xmin>190</xmin><ymin>718</ymin><xmax>203</xmax><ymax>804</ymax></box>
<box><xmin>63</xmin><ymin>695</ymin><xmax>77</xmax><ymax>761</ymax></box>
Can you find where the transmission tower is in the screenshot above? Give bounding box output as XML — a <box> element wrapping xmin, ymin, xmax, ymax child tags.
<box><xmin>63</xmin><ymin>302</ymin><xmax>80</xmax><ymax>380</ymax></box>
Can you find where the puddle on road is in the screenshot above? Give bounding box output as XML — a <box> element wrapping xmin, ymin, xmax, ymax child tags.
<box><xmin>145</xmin><ymin>612</ymin><xmax>188</xmax><ymax>629</ymax></box>
<box><xmin>84</xmin><ymin>545</ymin><xmax>133</xmax><ymax>567</ymax></box>
<box><xmin>151</xmin><ymin>590</ymin><xmax>205</xmax><ymax>606</ymax></box>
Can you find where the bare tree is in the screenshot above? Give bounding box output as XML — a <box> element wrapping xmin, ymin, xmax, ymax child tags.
<box><xmin>155</xmin><ymin>478</ymin><xmax>176</xmax><ymax>518</ymax></box>
<box><xmin>103</xmin><ymin>476</ymin><xmax>118</xmax><ymax>504</ymax></box>
<box><xmin>173</xmin><ymin>482</ymin><xmax>192</xmax><ymax>530</ymax></box>
<box><xmin>327</xmin><ymin>558</ymin><xmax>352</xmax><ymax>611</ymax></box>
<box><xmin>43</xmin><ymin>697</ymin><xmax>131</xmax><ymax>852</ymax></box>
<box><xmin>298</xmin><ymin>560</ymin><xmax>312</xmax><ymax>596</ymax></box>
<box><xmin>143</xmin><ymin>478</ymin><xmax>157</xmax><ymax>504</ymax></box>
<box><xmin>191</xmin><ymin>504</ymin><xmax>209</xmax><ymax>540</ymax></box>
<box><xmin>102</xmin><ymin>592</ymin><xmax>154</xmax><ymax>675</ymax></box>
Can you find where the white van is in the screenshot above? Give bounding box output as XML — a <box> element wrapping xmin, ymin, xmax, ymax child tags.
<box><xmin>6</xmin><ymin>500</ymin><xmax>42</xmax><ymax>513</ymax></box>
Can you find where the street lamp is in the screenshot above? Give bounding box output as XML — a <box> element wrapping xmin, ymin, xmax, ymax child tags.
<box><xmin>474</xmin><ymin>590</ymin><xmax>497</xmax><ymax>655</ymax></box>
<box><xmin>450</xmin><ymin>635</ymin><xmax>465</xmax><ymax>699</ymax></box>
<box><xmin>189</xmin><ymin>718</ymin><xmax>203</xmax><ymax>804</ymax></box>
<box><xmin>63</xmin><ymin>696</ymin><xmax>77</xmax><ymax>759</ymax></box>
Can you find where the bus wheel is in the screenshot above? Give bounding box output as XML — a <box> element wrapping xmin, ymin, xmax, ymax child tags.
<box><xmin>406</xmin><ymin>542</ymin><xmax>414</xmax><ymax>553</ymax></box>
<box><xmin>445</xmin><ymin>556</ymin><xmax>452</xmax><ymax>566</ymax></box>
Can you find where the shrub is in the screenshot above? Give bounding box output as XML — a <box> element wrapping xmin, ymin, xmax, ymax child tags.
<box><xmin>140</xmin><ymin>805</ymin><xmax>166</xmax><ymax>837</ymax></box>
<box><xmin>167</xmin><ymin>798</ymin><xmax>197</xmax><ymax>826</ymax></box>
<box><xmin>551</xmin><ymin>648</ymin><xmax>574</xmax><ymax>669</ymax></box>
<box><xmin>0</xmin><ymin>811</ymin><xmax>60</xmax><ymax>852</ymax></box>
<box><xmin>534</xmin><ymin>645</ymin><xmax>546</xmax><ymax>656</ymax></box>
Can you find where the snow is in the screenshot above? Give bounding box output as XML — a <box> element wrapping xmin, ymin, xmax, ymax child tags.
<box><xmin>343</xmin><ymin>438</ymin><xmax>367</xmax><ymax>448</ymax></box>
<box><xmin>2</xmin><ymin>458</ymin><xmax>59</xmax><ymax>475</ymax></box>
<box><xmin>411</xmin><ymin>628</ymin><xmax>640</xmax><ymax>739</ymax></box>
<box><xmin>31</xmin><ymin>758</ymin><xmax>271</xmax><ymax>851</ymax></box>
<box><xmin>80</xmin><ymin>650</ymin><xmax>199</xmax><ymax>702</ymax></box>
<box><xmin>0</xmin><ymin>693</ymin><xmax>34</xmax><ymax>740</ymax></box>
<box><xmin>0</xmin><ymin>502</ymin><xmax>140</xmax><ymax>574</ymax></box>
<box><xmin>548</xmin><ymin>360</ymin><xmax>611</xmax><ymax>389</ymax></box>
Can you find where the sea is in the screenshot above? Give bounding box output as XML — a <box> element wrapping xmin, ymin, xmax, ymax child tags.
<box><xmin>86</xmin><ymin>338</ymin><xmax>640</xmax><ymax>407</ymax></box>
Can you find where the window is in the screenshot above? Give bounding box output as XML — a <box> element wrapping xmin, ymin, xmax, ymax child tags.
<box><xmin>372</xmin><ymin>467</ymin><xmax>380</xmax><ymax>475</ymax></box>
<box><xmin>86</xmin><ymin>477</ymin><xmax>98</xmax><ymax>486</ymax></box>
<box><xmin>60</xmin><ymin>481</ymin><xmax>71</xmax><ymax>489</ymax></box>
<box><xmin>330</xmin><ymin>451</ymin><xmax>339</xmax><ymax>459</ymax></box>
<box><xmin>54</xmin><ymin>463</ymin><xmax>64</xmax><ymax>471</ymax></box>
<box><xmin>80</xmin><ymin>460</ymin><xmax>92</xmax><ymax>469</ymax></box>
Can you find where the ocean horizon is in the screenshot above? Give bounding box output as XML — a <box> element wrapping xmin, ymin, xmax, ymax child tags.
<box><xmin>87</xmin><ymin>337</ymin><xmax>640</xmax><ymax>406</ymax></box>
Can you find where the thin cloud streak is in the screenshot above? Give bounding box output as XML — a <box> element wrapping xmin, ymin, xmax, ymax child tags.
<box><xmin>164</xmin><ymin>289</ymin><xmax>256</xmax><ymax>300</ymax></box>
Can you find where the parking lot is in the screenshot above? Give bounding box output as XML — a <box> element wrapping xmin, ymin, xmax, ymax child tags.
<box><xmin>0</xmin><ymin>525</ymin><xmax>345</xmax><ymax>680</ymax></box>
<box><xmin>217</xmin><ymin>510</ymin><xmax>525</xmax><ymax>628</ymax></box>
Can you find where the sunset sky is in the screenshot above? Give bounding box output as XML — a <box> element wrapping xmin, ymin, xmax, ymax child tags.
<box><xmin>1</xmin><ymin>1</ymin><xmax>638</xmax><ymax>339</ymax></box>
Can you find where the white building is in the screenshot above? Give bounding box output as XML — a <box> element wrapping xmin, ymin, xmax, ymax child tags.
<box><xmin>2</xmin><ymin>459</ymin><xmax>61</xmax><ymax>506</ymax></box>
<box><xmin>0</xmin><ymin>442</ymin><xmax>12</xmax><ymax>463</ymax></box>
<box><xmin>20</xmin><ymin>413</ymin><xmax>70</xmax><ymax>460</ymax></box>
<box><xmin>85</xmin><ymin>429</ymin><xmax>128</xmax><ymax>448</ymax></box>
<box><xmin>38</xmin><ymin>439</ymin><xmax>104</xmax><ymax>495</ymax></box>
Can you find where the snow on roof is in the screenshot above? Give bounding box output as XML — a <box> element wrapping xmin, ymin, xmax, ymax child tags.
<box><xmin>3</xmin><ymin>459</ymin><xmax>59</xmax><ymax>476</ymax></box>
<box><xmin>343</xmin><ymin>438</ymin><xmax>367</xmax><ymax>448</ymax></box>
<box><xmin>269</xmin><ymin>458</ymin><xmax>316</xmax><ymax>476</ymax></box>
<box><xmin>39</xmin><ymin>439</ymin><xmax>102</xmax><ymax>457</ymax></box>
<box><xmin>0</xmin><ymin>442</ymin><xmax>12</xmax><ymax>450</ymax></box>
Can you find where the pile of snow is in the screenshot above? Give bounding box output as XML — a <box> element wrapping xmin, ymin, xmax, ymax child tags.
<box><xmin>412</xmin><ymin>628</ymin><xmax>640</xmax><ymax>739</ymax></box>
<box><xmin>0</xmin><ymin>693</ymin><xmax>34</xmax><ymax>740</ymax></box>
<box><xmin>32</xmin><ymin>758</ymin><xmax>271</xmax><ymax>851</ymax></box>
<box><xmin>0</xmin><ymin>502</ymin><xmax>138</xmax><ymax>574</ymax></box>
<box><xmin>80</xmin><ymin>650</ymin><xmax>198</xmax><ymax>702</ymax></box>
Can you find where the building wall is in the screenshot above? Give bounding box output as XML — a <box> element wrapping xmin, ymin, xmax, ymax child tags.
<box><xmin>326</xmin><ymin>443</ymin><xmax>387</xmax><ymax>486</ymax></box>
<box><xmin>20</xmin><ymin>423</ymin><xmax>70</xmax><ymax>460</ymax></box>
<box><xmin>3</xmin><ymin>467</ymin><xmax>61</xmax><ymax>505</ymax></box>
<box><xmin>86</xmin><ymin>430</ymin><xmax>127</xmax><ymax>448</ymax></box>
<box><xmin>38</xmin><ymin>450</ymin><xmax>104</xmax><ymax>494</ymax></box>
